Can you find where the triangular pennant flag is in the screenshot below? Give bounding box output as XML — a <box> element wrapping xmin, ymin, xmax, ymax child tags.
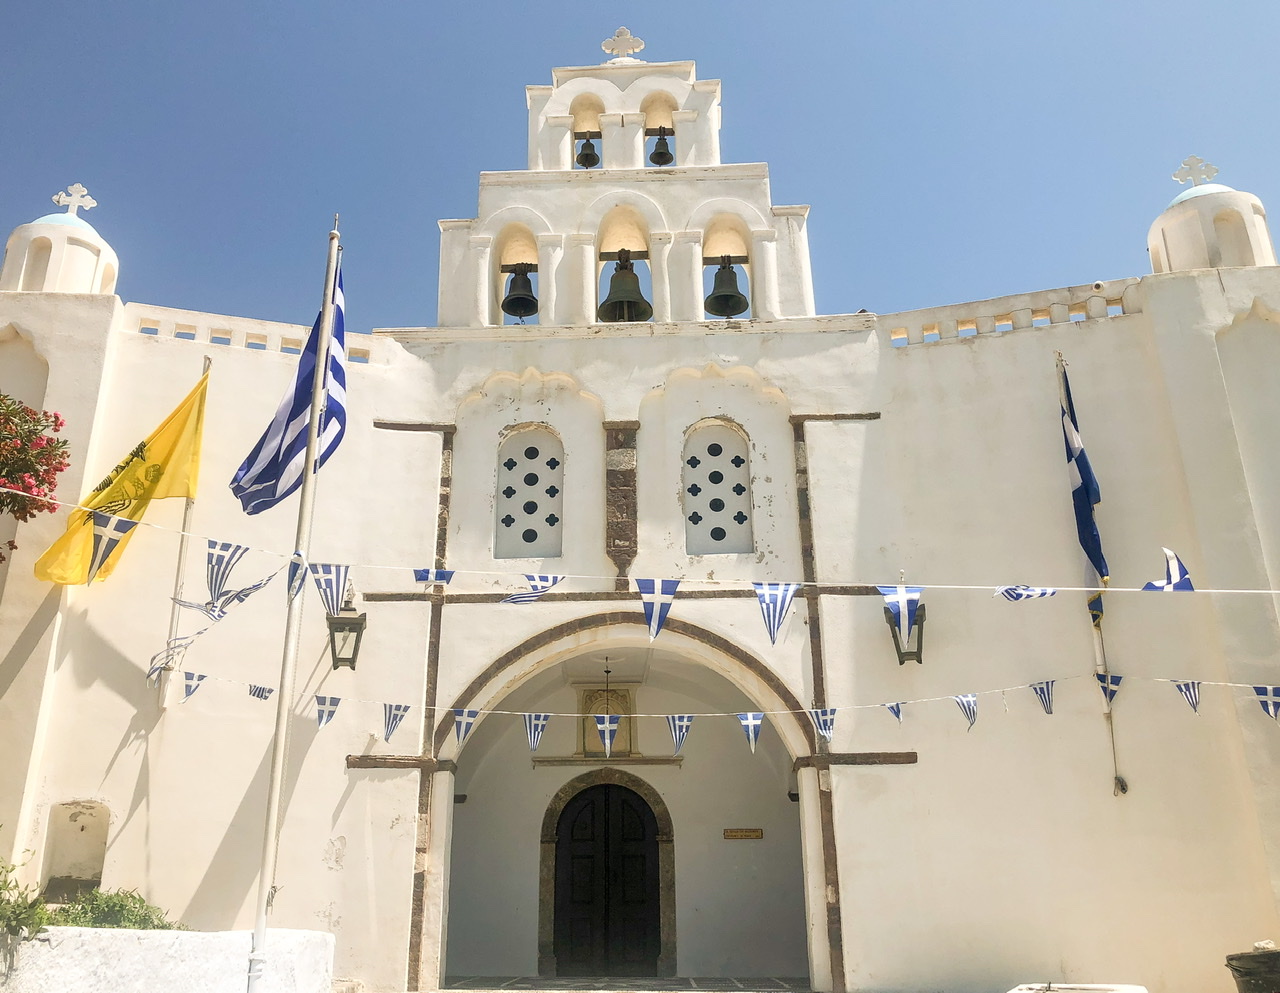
<box><xmin>594</xmin><ymin>714</ymin><xmax>620</xmax><ymax>758</ymax></box>
<box><xmin>309</xmin><ymin>563</ymin><xmax>349</xmax><ymax>616</ymax></box>
<box><xmin>501</xmin><ymin>574</ymin><xmax>564</xmax><ymax>604</ymax></box>
<box><xmin>248</xmin><ymin>684</ymin><xmax>274</xmax><ymax>701</ymax></box>
<box><xmin>1096</xmin><ymin>673</ymin><xmax>1123</xmax><ymax>704</ymax></box>
<box><xmin>667</xmin><ymin>715</ymin><xmax>694</xmax><ymax>755</ymax></box>
<box><xmin>523</xmin><ymin>713</ymin><xmax>550</xmax><ymax>752</ymax></box>
<box><xmin>753</xmin><ymin>582</ymin><xmax>802</xmax><ymax>644</ymax></box>
<box><xmin>384</xmin><ymin>703</ymin><xmax>411</xmax><ymax>743</ymax></box>
<box><xmin>635</xmin><ymin>578</ymin><xmax>680</xmax><ymax>640</ymax></box>
<box><xmin>454</xmin><ymin>709</ymin><xmax>480</xmax><ymax>743</ymax></box>
<box><xmin>994</xmin><ymin>585</ymin><xmax>1058</xmax><ymax>601</ymax></box>
<box><xmin>87</xmin><ymin>512</ymin><xmax>140</xmax><ymax>583</ymax></box>
<box><xmin>737</xmin><ymin>712</ymin><xmax>765</xmax><ymax>754</ymax></box>
<box><xmin>287</xmin><ymin>553</ymin><xmax>307</xmax><ymax>600</ymax></box>
<box><xmin>413</xmin><ymin>568</ymin><xmax>455</xmax><ymax>585</ymax></box>
<box><xmin>182</xmin><ymin>672</ymin><xmax>206</xmax><ymax>700</ymax></box>
<box><xmin>1254</xmin><ymin>686</ymin><xmax>1280</xmax><ymax>720</ymax></box>
<box><xmin>1173</xmin><ymin>680</ymin><xmax>1201</xmax><ymax>714</ymax></box>
<box><xmin>207</xmin><ymin>541</ymin><xmax>249</xmax><ymax>602</ymax></box>
<box><xmin>1029</xmin><ymin>680</ymin><xmax>1055</xmax><ymax>715</ymax></box>
<box><xmin>954</xmin><ymin>693</ymin><xmax>978</xmax><ymax>730</ymax></box>
<box><xmin>809</xmin><ymin>708</ymin><xmax>836</xmax><ymax>742</ymax></box>
<box><xmin>1142</xmin><ymin>547</ymin><xmax>1195</xmax><ymax>591</ymax></box>
<box><xmin>876</xmin><ymin>585</ymin><xmax>924</xmax><ymax>640</ymax></box>
<box><xmin>315</xmin><ymin>695</ymin><xmax>341</xmax><ymax>727</ymax></box>
<box><xmin>883</xmin><ymin>702</ymin><xmax>904</xmax><ymax>724</ymax></box>
<box><xmin>149</xmin><ymin>634</ymin><xmax>198</xmax><ymax>680</ymax></box>
<box><xmin>1088</xmin><ymin>592</ymin><xmax>1105</xmax><ymax>628</ymax></box>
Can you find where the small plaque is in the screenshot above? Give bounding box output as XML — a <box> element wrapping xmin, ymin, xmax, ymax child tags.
<box><xmin>723</xmin><ymin>828</ymin><xmax>764</xmax><ymax>840</ymax></box>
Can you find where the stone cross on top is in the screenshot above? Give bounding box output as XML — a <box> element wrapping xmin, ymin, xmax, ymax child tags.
<box><xmin>1173</xmin><ymin>155</ymin><xmax>1219</xmax><ymax>187</ymax></box>
<box><xmin>51</xmin><ymin>183</ymin><xmax>97</xmax><ymax>216</ymax></box>
<box><xmin>602</xmin><ymin>26</ymin><xmax>645</xmax><ymax>61</ymax></box>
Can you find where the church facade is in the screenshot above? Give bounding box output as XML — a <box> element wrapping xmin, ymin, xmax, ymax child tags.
<box><xmin>3</xmin><ymin>33</ymin><xmax>1280</xmax><ymax>993</ymax></box>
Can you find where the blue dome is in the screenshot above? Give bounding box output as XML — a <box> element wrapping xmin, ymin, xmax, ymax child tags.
<box><xmin>1169</xmin><ymin>183</ymin><xmax>1236</xmax><ymax>207</ymax></box>
<box><xmin>29</xmin><ymin>212</ymin><xmax>101</xmax><ymax>235</ymax></box>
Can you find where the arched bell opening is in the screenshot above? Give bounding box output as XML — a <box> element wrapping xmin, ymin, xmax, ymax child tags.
<box><xmin>597</xmin><ymin>205</ymin><xmax>654</xmax><ymax>323</ymax></box>
<box><xmin>571</xmin><ymin>94</ymin><xmax>606</xmax><ymax>170</ymax></box>
<box><xmin>495</xmin><ymin>223</ymin><xmax>541</xmax><ymax>325</ymax></box>
<box><xmin>641</xmin><ymin>91</ymin><xmax>678</xmax><ymax>169</ymax></box>
<box><xmin>701</xmin><ymin>215</ymin><xmax>753</xmax><ymax>319</ymax></box>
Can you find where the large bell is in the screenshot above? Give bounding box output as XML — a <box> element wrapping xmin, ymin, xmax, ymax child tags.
<box><xmin>649</xmin><ymin>131</ymin><xmax>674</xmax><ymax>167</ymax></box>
<box><xmin>704</xmin><ymin>257</ymin><xmax>750</xmax><ymax>317</ymax></box>
<box><xmin>597</xmin><ymin>250</ymin><xmax>653</xmax><ymax>323</ymax></box>
<box><xmin>575</xmin><ymin>137</ymin><xmax>600</xmax><ymax>169</ymax></box>
<box><xmin>500</xmin><ymin>264</ymin><xmax>538</xmax><ymax>319</ymax></box>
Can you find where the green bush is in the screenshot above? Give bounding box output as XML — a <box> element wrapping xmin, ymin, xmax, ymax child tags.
<box><xmin>0</xmin><ymin>853</ymin><xmax>47</xmax><ymax>939</ymax></box>
<box><xmin>48</xmin><ymin>889</ymin><xmax>184</xmax><ymax>930</ymax></box>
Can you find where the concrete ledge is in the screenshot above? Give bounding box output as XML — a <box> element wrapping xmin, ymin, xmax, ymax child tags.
<box><xmin>1</xmin><ymin>927</ymin><xmax>333</xmax><ymax>993</ymax></box>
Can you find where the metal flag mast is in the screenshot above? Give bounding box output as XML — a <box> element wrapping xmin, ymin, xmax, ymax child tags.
<box><xmin>247</xmin><ymin>218</ymin><xmax>341</xmax><ymax>993</ymax></box>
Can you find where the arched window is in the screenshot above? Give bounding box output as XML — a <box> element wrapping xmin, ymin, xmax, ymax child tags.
<box><xmin>640</xmin><ymin>91</ymin><xmax>678</xmax><ymax>168</ymax></box>
<box><xmin>597</xmin><ymin>205</ymin><xmax>653</xmax><ymax>323</ymax></box>
<box><xmin>1214</xmin><ymin>210</ymin><xmax>1255</xmax><ymax>267</ymax></box>
<box><xmin>702</xmin><ymin>215</ymin><xmax>752</xmax><ymax>319</ymax></box>
<box><xmin>21</xmin><ymin>237</ymin><xmax>51</xmax><ymax>291</ymax></box>
<box><xmin>682</xmin><ymin>421</ymin><xmax>753</xmax><ymax>554</ymax></box>
<box><xmin>570</xmin><ymin>94</ymin><xmax>605</xmax><ymax>170</ymax></box>
<box><xmin>495</xmin><ymin>427</ymin><xmax>565</xmax><ymax>558</ymax></box>
<box><xmin>495</xmin><ymin>223</ymin><xmax>540</xmax><ymax>325</ymax></box>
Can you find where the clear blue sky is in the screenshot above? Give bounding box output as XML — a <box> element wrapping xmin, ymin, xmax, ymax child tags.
<box><xmin>5</xmin><ymin>1</ymin><xmax>1278</xmax><ymax>331</ymax></box>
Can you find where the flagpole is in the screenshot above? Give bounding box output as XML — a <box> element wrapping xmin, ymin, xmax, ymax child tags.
<box><xmin>247</xmin><ymin>220</ymin><xmax>341</xmax><ymax>993</ymax></box>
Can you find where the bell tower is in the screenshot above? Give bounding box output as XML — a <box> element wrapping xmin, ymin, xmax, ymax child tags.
<box><xmin>436</xmin><ymin>28</ymin><xmax>816</xmax><ymax>328</ymax></box>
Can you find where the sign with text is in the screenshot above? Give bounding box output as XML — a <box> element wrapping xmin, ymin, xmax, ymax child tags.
<box><xmin>723</xmin><ymin>828</ymin><xmax>764</xmax><ymax>840</ymax></box>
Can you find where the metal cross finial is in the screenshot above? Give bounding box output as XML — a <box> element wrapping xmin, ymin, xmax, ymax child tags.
<box><xmin>51</xmin><ymin>183</ymin><xmax>97</xmax><ymax>216</ymax></box>
<box><xmin>1172</xmin><ymin>155</ymin><xmax>1219</xmax><ymax>187</ymax></box>
<box><xmin>602</xmin><ymin>26</ymin><xmax>645</xmax><ymax>60</ymax></box>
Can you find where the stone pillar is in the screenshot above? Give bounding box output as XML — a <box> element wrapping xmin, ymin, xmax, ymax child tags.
<box><xmin>565</xmin><ymin>233</ymin><xmax>597</xmax><ymax>325</ymax></box>
<box><xmin>600</xmin><ymin>112</ymin><xmax>645</xmax><ymax>169</ymax></box>
<box><xmin>671</xmin><ymin>109</ymin><xmax>699</xmax><ymax>168</ymax></box>
<box><xmin>540</xmin><ymin>114</ymin><xmax>574</xmax><ymax>171</ymax></box>
<box><xmin>649</xmin><ymin>232</ymin><xmax>674</xmax><ymax>323</ymax></box>
<box><xmin>604</xmin><ymin>421</ymin><xmax>640</xmax><ymax>588</ymax></box>
<box><xmin>412</xmin><ymin>766</ymin><xmax>457</xmax><ymax>992</ymax></box>
<box><xmin>468</xmin><ymin>235</ymin><xmax>494</xmax><ymax>327</ymax></box>
<box><xmin>670</xmin><ymin>231</ymin><xmax>704</xmax><ymax>322</ymax></box>
<box><xmin>436</xmin><ymin>221</ymin><xmax>473</xmax><ymax>327</ymax></box>
<box><xmin>772</xmin><ymin>206</ymin><xmax>815</xmax><ymax>317</ymax></box>
<box><xmin>796</xmin><ymin>765</ymin><xmax>837</xmax><ymax>993</ymax></box>
<box><xmin>751</xmin><ymin>229</ymin><xmax>781</xmax><ymax>321</ymax></box>
<box><xmin>537</xmin><ymin>233</ymin><xmax>564</xmax><ymax>325</ymax></box>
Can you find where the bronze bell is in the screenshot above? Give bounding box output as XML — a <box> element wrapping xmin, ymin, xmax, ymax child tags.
<box><xmin>704</xmin><ymin>256</ymin><xmax>750</xmax><ymax>317</ymax></box>
<box><xmin>500</xmin><ymin>264</ymin><xmax>538</xmax><ymax>319</ymax></box>
<box><xmin>649</xmin><ymin>130</ymin><xmax>674</xmax><ymax>167</ymax></box>
<box><xmin>575</xmin><ymin>137</ymin><xmax>600</xmax><ymax>169</ymax></box>
<box><xmin>597</xmin><ymin>250</ymin><xmax>653</xmax><ymax>323</ymax></box>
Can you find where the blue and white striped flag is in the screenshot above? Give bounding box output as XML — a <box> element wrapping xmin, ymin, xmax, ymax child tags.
<box><xmin>1254</xmin><ymin>686</ymin><xmax>1280</xmax><ymax>720</ymax></box>
<box><xmin>954</xmin><ymin>693</ymin><xmax>978</xmax><ymax>730</ymax></box>
<box><xmin>667</xmin><ymin>715</ymin><xmax>693</xmax><ymax>755</ymax></box>
<box><xmin>523</xmin><ymin>713</ymin><xmax>550</xmax><ymax>752</ymax></box>
<box><xmin>877</xmin><ymin>585</ymin><xmax>924</xmax><ymax>641</ymax></box>
<box><xmin>174</xmin><ymin>541</ymin><xmax>276</xmax><ymax>621</ymax></box>
<box><xmin>230</xmin><ymin>267</ymin><xmax>347</xmax><ymax>515</ymax></box>
<box><xmin>737</xmin><ymin>712</ymin><xmax>765</xmax><ymax>754</ymax></box>
<box><xmin>809</xmin><ymin>708</ymin><xmax>836</xmax><ymax>742</ymax></box>
<box><xmin>182</xmin><ymin>672</ymin><xmax>206</xmax><ymax>700</ymax></box>
<box><xmin>413</xmin><ymin>568</ymin><xmax>455</xmax><ymax>586</ymax></box>
<box><xmin>1173</xmin><ymin>680</ymin><xmax>1201</xmax><ymax>714</ymax></box>
<box><xmin>994</xmin><ymin>585</ymin><xmax>1058</xmax><ymax>601</ymax></box>
<box><xmin>1096</xmin><ymin>673</ymin><xmax>1123</xmax><ymax>705</ymax></box>
<box><xmin>501</xmin><ymin>575</ymin><xmax>564</xmax><ymax>604</ymax></box>
<box><xmin>883</xmin><ymin>702</ymin><xmax>904</xmax><ymax>723</ymax></box>
<box><xmin>248</xmin><ymin>684</ymin><xmax>274</xmax><ymax>701</ymax></box>
<box><xmin>316</xmin><ymin>695</ymin><xmax>341</xmax><ymax>727</ymax></box>
<box><xmin>1142</xmin><ymin>547</ymin><xmax>1195</xmax><ymax>592</ymax></box>
<box><xmin>88</xmin><ymin>512</ymin><xmax>139</xmax><ymax>584</ymax></box>
<box><xmin>753</xmin><ymin>582</ymin><xmax>802</xmax><ymax>644</ymax></box>
<box><xmin>1059</xmin><ymin>360</ymin><xmax>1109</xmax><ymax>585</ymax></box>
<box><xmin>309</xmin><ymin>563</ymin><xmax>349</xmax><ymax>615</ymax></box>
<box><xmin>636</xmin><ymin>579</ymin><xmax>679</xmax><ymax>640</ymax></box>
<box><xmin>454</xmin><ymin>709</ymin><xmax>480</xmax><ymax>743</ymax></box>
<box><xmin>287</xmin><ymin>553</ymin><xmax>307</xmax><ymax>600</ymax></box>
<box><xmin>384</xmin><ymin>703</ymin><xmax>411</xmax><ymax>743</ymax></box>
<box><xmin>1030</xmin><ymin>680</ymin><xmax>1055</xmax><ymax>715</ymax></box>
<box><xmin>594</xmin><ymin>714</ymin><xmax>620</xmax><ymax>758</ymax></box>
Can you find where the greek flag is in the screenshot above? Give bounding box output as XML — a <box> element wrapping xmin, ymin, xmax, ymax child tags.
<box><xmin>523</xmin><ymin>713</ymin><xmax>550</xmax><ymax>752</ymax></box>
<box><xmin>248</xmin><ymin>684</ymin><xmax>274</xmax><ymax>701</ymax></box>
<box><xmin>88</xmin><ymin>512</ymin><xmax>139</xmax><ymax>583</ymax></box>
<box><xmin>1253</xmin><ymin>686</ymin><xmax>1280</xmax><ymax>720</ymax></box>
<box><xmin>883</xmin><ymin>702</ymin><xmax>904</xmax><ymax>723</ymax></box>
<box><xmin>994</xmin><ymin>585</ymin><xmax>1058</xmax><ymax>601</ymax></box>
<box><xmin>501</xmin><ymin>575</ymin><xmax>564</xmax><ymax>604</ymax></box>
<box><xmin>454</xmin><ymin>709</ymin><xmax>480</xmax><ymax>743</ymax></box>
<box><xmin>753</xmin><ymin>582</ymin><xmax>802</xmax><ymax>644</ymax></box>
<box><xmin>316</xmin><ymin>695</ymin><xmax>341</xmax><ymax>727</ymax></box>
<box><xmin>1096</xmin><ymin>673</ymin><xmax>1123</xmax><ymax>704</ymax></box>
<box><xmin>636</xmin><ymin>579</ymin><xmax>679</xmax><ymax>640</ymax></box>
<box><xmin>182</xmin><ymin>672</ymin><xmax>206</xmax><ymax>700</ymax></box>
<box><xmin>954</xmin><ymin>693</ymin><xmax>978</xmax><ymax>730</ymax></box>
<box><xmin>1142</xmin><ymin>548</ymin><xmax>1195</xmax><ymax>592</ymax></box>
<box><xmin>877</xmin><ymin>585</ymin><xmax>924</xmax><ymax>640</ymax></box>
<box><xmin>174</xmin><ymin>541</ymin><xmax>276</xmax><ymax>622</ymax></box>
<box><xmin>737</xmin><ymin>712</ymin><xmax>765</xmax><ymax>753</ymax></box>
<box><xmin>1030</xmin><ymin>680</ymin><xmax>1055</xmax><ymax>715</ymax></box>
<box><xmin>383</xmin><ymin>703</ymin><xmax>411</xmax><ymax>743</ymax></box>
<box><xmin>594</xmin><ymin>714</ymin><xmax>620</xmax><ymax>758</ymax></box>
<box><xmin>1173</xmin><ymin>681</ymin><xmax>1201</xmax><ymax>714</ymax></box>
<box><xmin>809</xmin><ymin>708</ymin><xmax>836</xmax><ymax>742</ymax></box>
<box><xmin>413</xmin><ymin>568</ymin><xmax>455</xmax><ymax>586</ymax></box>
<box><xmin>309</xmin><ymin>563</ymin><xmax>349</xmax><ymax>615</ymax></box>
<box><xmin>667</xmin><ymin>715</ymin><xmax>693</xmax><ymax>755</ymax></box>
<box><xmin>1059</xmin><ymin>360</ymin><xmax>1109</xmax><ymax>583</ymax></box>
<box><xmin>230</xmin><ymin>267</ymin><xmax>347</xmax><ymax>515</ymax></box>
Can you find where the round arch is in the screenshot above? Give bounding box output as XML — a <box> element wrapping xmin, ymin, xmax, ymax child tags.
<box><xmin>685</xmin><ymin>197</ymin><xmax>771</xmax><ymax>236</ymax></box>
<box><xmin>576</xmin><ymin>190</ymin><xmax>670</xmax><ymax>242</ymax></box>
<box><xmin>475</xmin><ymin>205</ymin><xmax>554</xmax><ymax>242</ymax></box>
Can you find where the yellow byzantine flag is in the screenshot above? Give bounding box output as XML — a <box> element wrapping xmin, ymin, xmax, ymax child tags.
<box><xmin>34</xmin><ymin>373</ymin><xmax>208</xmax><ymax>585</ymax></box>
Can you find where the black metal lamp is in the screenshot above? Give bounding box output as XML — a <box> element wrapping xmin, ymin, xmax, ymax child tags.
<box><xmin>326</xmin><ymin>604</ymin><xmax>367</xmax><ymax>670</ymax></box>
<box><xmin>883</xmin><ymin>602</ymin><xmax>925</xmax><ymax>665</ymax></box>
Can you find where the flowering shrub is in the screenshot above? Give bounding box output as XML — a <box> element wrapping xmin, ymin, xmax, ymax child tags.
<box><xmin>0</xmin><ymin>394</ymin><xmax>69</xmax><ymax>564</ymax></box>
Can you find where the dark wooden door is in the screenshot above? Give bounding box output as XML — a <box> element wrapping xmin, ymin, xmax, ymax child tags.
<box><xmin>553</xmin><ymin>784</ymin><xmax>660</xmax><ymax>976</ymax></box>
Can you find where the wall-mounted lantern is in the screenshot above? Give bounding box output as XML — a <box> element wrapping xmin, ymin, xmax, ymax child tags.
<box><xmin>326</xmin><ymin>599</ymin><xmax>367</xmax><ymax>670</ymax></box>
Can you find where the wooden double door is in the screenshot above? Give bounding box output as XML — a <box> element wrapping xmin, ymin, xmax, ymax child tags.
<box><xmin>553</xmin><ymin>784</ymin><xmax>660</xmax><ymax>976</ymax></box>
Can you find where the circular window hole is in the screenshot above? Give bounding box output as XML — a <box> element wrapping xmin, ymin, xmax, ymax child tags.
<box><xmin>710</xmin><ymin>527</ymin><xmax>727</xmax><ymax>541</ymax></box>
<box><xmin>707</xmin><ymin>443</ymin><xmax>723</xmax><ymax>456</ymax></box>
<box><xmin>522</xmin><ymin>529</ymin><xmax>538</xmax><ymax>543</ymax></box>
<box><xmin>524</xmin><ymin>446</ymin><xmax>539</xmax><ymax>459</ymax></box>
<box><xmin>523</xmin><ymin>501</ymin><xmax>538</xmax><ymax>514</ymax></box>
<box><xmin>709</xmin><ymin>498</ymin><xmax>725</xmax><ymax>512</ymax></box>
<box><xmin>524</xmin><ymin>473</ymin><xmax>539</xmax><ymax>486</ymax></box>
<box><xmin>708</xmin><ymin>471</ymin><xmax>724</xmax><ymax>484</ymax></box>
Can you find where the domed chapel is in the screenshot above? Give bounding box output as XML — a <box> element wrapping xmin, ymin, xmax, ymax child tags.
<box><xmin>2</xmin><ymin>29</ymin><xmax>1280</xmax><ymax>993</ymax></box>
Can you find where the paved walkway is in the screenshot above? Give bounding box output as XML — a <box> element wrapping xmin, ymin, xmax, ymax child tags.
<box><xmin>445</xmin><ymin>979</ymin><xmax>811</xmax><ymax>991</ymax></box>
